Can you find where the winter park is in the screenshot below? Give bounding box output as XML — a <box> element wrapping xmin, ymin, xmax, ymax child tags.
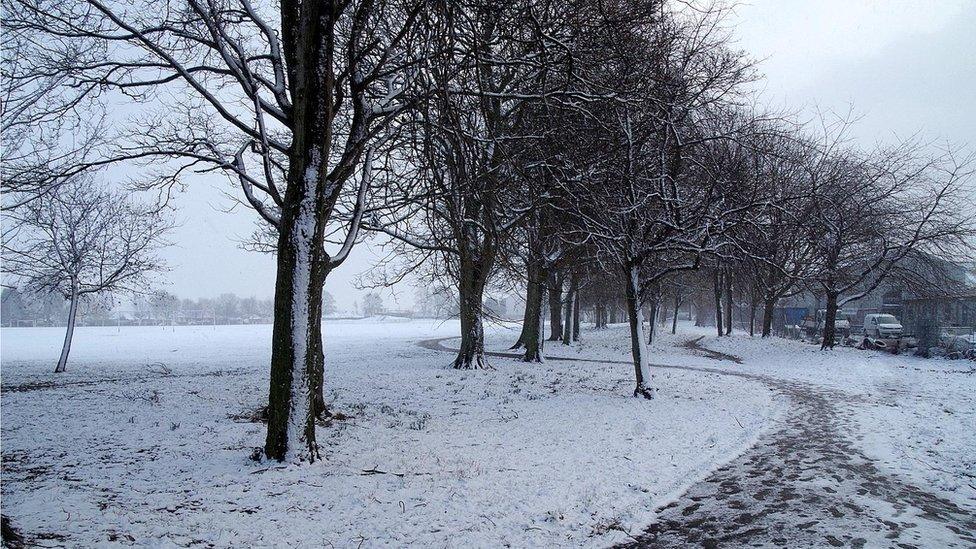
<box><xmin>1</xmin><ymin>0</ymin><xmax>976</xmax><ymax>548</ymax></box>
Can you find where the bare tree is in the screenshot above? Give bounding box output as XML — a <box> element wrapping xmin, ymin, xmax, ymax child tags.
<box><xmin>362</xmin><ymin>292</ymin><xmax>384</xmax><ymax>317</ymax></box>
<box><xmin>555</xmin><ymin>1</ymin><xmax>755</xmax><ymax>398</ymax></box>
<box><xmin>0</xmin><ymin>0</ymin><xmax>106</xmax><ymax>210</ymax></box>
<box><xmin>368</xmin><ymin>0</ymin><xmax>576</xmax><ymax>369</ymax></box>
<box><xmin>736</xmin><ymin>132</ymin><xmax>820</xmax><ymax>337</ymax></box>
<box><xmin>7</xmin><ymin>0</ymin><xmax>428</xmax><ymax>461</ymax></box>
<box><xmin>2</xmin><ymin>176</ymin><xmax>170</xmax><ymax>371</ymax></box>
<box><xmin>803</xmin><ymin>119</ymin><xmax>976</xmax><ymax>349</ymax></box>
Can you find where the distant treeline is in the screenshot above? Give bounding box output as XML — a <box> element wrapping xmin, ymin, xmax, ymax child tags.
<box><xmin>1</xmin><ymin>286</ymin><xmax>518</xmax><ymax>327</ymax></box>
<box><xmin>0</xmin><ymin>288</ymin><xmax>280</xmax><ymax>327</ymax></box>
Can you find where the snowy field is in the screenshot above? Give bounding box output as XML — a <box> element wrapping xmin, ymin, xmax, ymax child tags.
<box><xmin>1</xmin><ymin>320</ymin><xmax>781</xmax><ymax>547</ymax></box>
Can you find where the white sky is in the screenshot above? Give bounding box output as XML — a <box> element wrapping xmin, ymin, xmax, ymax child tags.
<box><xmin>158</xmin><ymin>0</ymin><xmax>976</xmax><ymax>310</ymax></box>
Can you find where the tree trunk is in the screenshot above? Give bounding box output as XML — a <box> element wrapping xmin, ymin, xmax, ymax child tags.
<box><xmin>510</xmin><ymin>263</ymin><xmax>541</xmax><ymax>350</ymax></box>
<box><xmin>609</xmin><ymin>302</ymin><xmax>619</xmax><ymax>324</ymax></box>
<box><xmin>594</xmin><ymin>302</ymin><xmax>606</xmax><ymax>329</ymax></box>
<box><xmin>671</xmin><ymin>293</ymin><xmax>681</xmax><ymax>334</ymax></box>
<box><xmin>624</xmin><ymin>263</ymin><xmax>654</xmax><ymax>399</ymax></box>
<box><xmin>713</xmin><ymin>269</ymin><xmax>724</xmax><ymax>337</ymax></box>
<box><xmin>723</xmin><ymin>270</ymin><xmax>733</xmax><ymax>336</ymax></box>
<box><xmin>821</xmin><ymin>292</ymin><xmax>839</xmax><ymax>350</ymax></box>
<box><xmin>694</xmin><ymin>293</ymin><xmax>704</xmax><ymax>327</ymax></box>
<box><xmin>311</xmin><ymin>334</ymin><xmax>328</xmax><ymax>418</ymax></box>
<box><xmin>455</xmin><ymin>257</ymin><xmax>490</xmax><ymax>369</ymax></box>
<box><xmin>561</xmin><ymin>274</ymin><xmax>577</xmax><ymax>345</ymax></box>
<box><xmin>547</xmin><ymin>271</ymin><xmax>564</xmax><ymax>340</ymax></box>
<box><xmin>748</xmin><ymin>294</ymin><xmax>757</xmax><ymax>337</ymax></box>
<box><xmin>520</xmin><ymin>262</ymin><xmax>546</xmax><ymax>362</ymax></box>
<box><xmin>646</xmin><ymin>297</ymin><xmax>658</xmax><ymax>344</ymax></box>
<box><xmin>761</xmin><ymin>298</ymin><xmax>775</xmax><ymax>337</ymax></box>
<box><xmin>265</xmin><ymin>190</ymin><xmax>331</xmax><ymax>463</ymax></box>
<box><xmin>573</xmin><ymin>288</ymin><xmax>581</xmax><ymax>340</ymax></box>
<box><xmin>55</xmin><ymin>284</ymin><xmax>79</xmax><ymax>373</ymax></box>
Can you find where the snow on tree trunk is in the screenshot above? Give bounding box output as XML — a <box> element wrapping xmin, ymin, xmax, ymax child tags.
<box><xmin>821</xmin><ymin>292</ymin><xmax>839</xmax><ymax>350</ymax></box>
<box><xmin>624</xmin><ymin>264</ymin><xmax>654</xmax><ymax>399</ymax></box>
<box><xmin>55</xmin><ymin>283</ymin><xmax>79</xmax><ymax>373</ymax></box>
<box><xmin>694</xmin><ymin>295</ymin><xmax>705</xmax><ymax>327</ymax></box>
<box><xmin>561</xmin><ymin>275</ymin><xmax>577</xmax><ymax>345</ymax></box>
<box><xmin>265</xmin><ymin>157</ymin><xmax>329</xmax><ymax>463</ymax></box>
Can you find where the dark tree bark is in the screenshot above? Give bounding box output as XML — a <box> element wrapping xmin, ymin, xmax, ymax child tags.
<box><xmin>821</xmin><ymin>291</ymin><xmax>840</xmax><ymax>350</ymax></box>
<box><xmin>561</xmin><ymin>274</ymin><xmax>577</xmax><ymax>345</ymax></box>
<box><xmin>713</xmin><ymin>269</ymin><xmax>724</xmax><ymax>336</ymax></box>
<box><xmin>510</xmin><ymin>264</ymin><xmax>542</xmax><ymax>350</ymax></box>
<box><xmin>761</xmin><ymin>298</ymin><xmax>776</xmax><ymax>337</ymax></box>
<box><xmin>671</xmin><ymin>292</ymin><xmax>681</xmax><ymax>334</ymax></box>
<box><xmin>548</xmin><ymin>271</ymin><xmax>564</xmax><ymax>340</ymax></box>
<box><xmin>594</xmin><ymin>302</ymin><xmax>607</xmax><ymax>328</ymax></box>
<box><xmin>646</xmin><ymin>298</ymin><xmax>658</xmax><ymax>344</ymax></box>
<box><xmin>624</xmin><ymin>264</ymin><xmax>654</xmax><ymax>399</ymax></box>
<box><xmin>573</xmin><ymin>288</ymin><xmax>581</xmax><ymax>340</ymax></box>
<box><xmin>455</xmin><ymin>256</ymin><xmax>491</xmax><ymax>369</ymax></box>
<box><xmin>266</xmin><ymin>2</ymin><xmax>369</xmax><ymax>461</ymax></box>
<box><xmin>723</xmin><ymin>269</ymin><xmax>733</xmax><ymax>336</ymax></box>
<box><xmin>521</xmin><ymin>283</ymin><xmax>546</xmax><ymax>362</ymax></box>
<box><xmin>748</xmin><ymin>293</ymin><xmax>757</xmax><ymax>337</ymax></box>
<box><xmin>519</xmin><ymin>260</ymin><xmax>547</xmax><ymax>362</ymax></box>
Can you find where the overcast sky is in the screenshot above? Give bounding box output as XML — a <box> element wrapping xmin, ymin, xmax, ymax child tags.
<box><xmin>158</xmin><ymin>0</ymin><xmax>976</xmax><ymax>310</ymax></box>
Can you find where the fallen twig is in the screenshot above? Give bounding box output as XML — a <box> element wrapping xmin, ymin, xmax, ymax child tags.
<box><xmin>361</xmin><ymin>467</ymin><xmax>404</xmax><ymax>477</ymax></box>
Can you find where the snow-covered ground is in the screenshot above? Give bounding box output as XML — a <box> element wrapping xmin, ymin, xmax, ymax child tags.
<box><xmin>563</xmin><ymin>323</ymin><xmax>976</xmax><ymax>510</ymax></box>
<box><xmin>699</xmin><ymin>328</ymin><xmax>976</xmax><ymax>508</ymax></box>
<box><xmin>1</xmin><ymin>319</ymin><xmax>781</xmax><ymax>547</ymax></box>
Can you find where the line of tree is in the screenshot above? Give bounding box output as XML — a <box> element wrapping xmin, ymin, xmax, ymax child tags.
<box><xmin>3</xmin><ymin>0</ymin><xmax>973</xmax><ymax>464</ymax></box>
<box><xmin>0</xmin><ymin>289</ymin><xmax>342</xmax><ymax>327</ymax></box>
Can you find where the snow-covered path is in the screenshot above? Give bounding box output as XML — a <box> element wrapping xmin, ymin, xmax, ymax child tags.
<box><xmin>621</xmin><ymin>373</ymin><xmax>976</xmax><ymax>548</ymax></box>
<box><xmin>428</xmin><ymin>333</ymin><xmax>976</xmax><ymax>548</ymax></box>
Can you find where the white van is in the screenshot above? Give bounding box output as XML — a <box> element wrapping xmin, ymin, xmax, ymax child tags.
<box><xmin>863</xmin><ymin>314</ymin><xmax>903</xmax><ymax>339</ymax></box>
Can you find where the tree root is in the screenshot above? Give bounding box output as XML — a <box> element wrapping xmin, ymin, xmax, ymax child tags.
<box><xmin>634</xmin><ymin>385</ymin><xmax>656</xmax><ymax>400</ymax></box>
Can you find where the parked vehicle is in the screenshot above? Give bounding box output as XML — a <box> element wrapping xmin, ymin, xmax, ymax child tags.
<box><xmin>857</xmin><ymin>313</ymin><xmax>914</xmax><ymax>352</ymax></box>
<box><xmin>801</xmin><ymin>309</ymin><xmax>851</xmax><ymax>340</ymax></box>
<box><xmin>863</xmin><ymin>314</ymin><xmax>903</xmax><ymax>339</ymax></box>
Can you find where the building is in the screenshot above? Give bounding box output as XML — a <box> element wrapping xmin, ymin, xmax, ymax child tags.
<box><xmin>902</xmin><ymin>292</ymin><xmax>976</xmax><ymax>331</ymax></box>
